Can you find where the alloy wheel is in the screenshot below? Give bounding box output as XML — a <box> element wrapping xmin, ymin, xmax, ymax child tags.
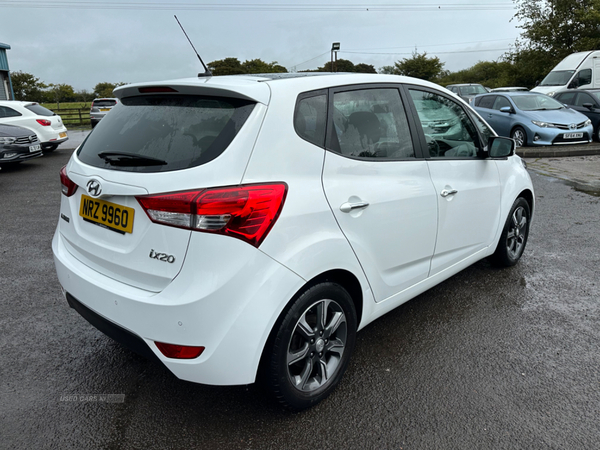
<box><xmin>286</xmin><ymin>299</ymin><xmax>347</xmax><ymax>392</ymax></box>
<box><xmin>506</xmin><ymin>205</ymin><xmax>528</xmax><ymax>259</ymax></box>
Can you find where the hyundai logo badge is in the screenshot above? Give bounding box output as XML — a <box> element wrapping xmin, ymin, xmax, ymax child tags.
<box><xmin>87</xmin><ymin>179</ymin><xmax>102</xmax><ymax>197</ymax></box>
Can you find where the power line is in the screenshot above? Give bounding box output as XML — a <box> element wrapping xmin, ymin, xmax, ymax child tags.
<box><xmin>345</xmin><ymin>38</ymin><xmax>515</xmax><ymax>52</ymax></box>
<box><xmin>342</xmin><ymin>47</ymin><xmax>511</xmax><ymax>56</ymax></box>
<box><xmin>0</xmin><ymin>1</ymin><xmax>516</xmax><ymax>11</ymax></box>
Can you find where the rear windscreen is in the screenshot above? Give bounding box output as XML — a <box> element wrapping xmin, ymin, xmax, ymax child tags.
<box><xmin>25</xmin><ymin>104</ymin><xmax>54</xmax><ymax>116</ymax></box>
<box><xmin>93</xmin><ymin>100</ymin><xmax>117</xmax><ymax>107</ymax></box>
<box><xmin>77</xmin><ymin>95</ymin><xmax>256</xmax><ymax>173</ymax></box>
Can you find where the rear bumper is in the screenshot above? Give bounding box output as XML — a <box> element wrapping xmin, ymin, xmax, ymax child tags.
<box><xmin>52</xmin><ymin>228</ymin><xmax>305</xmax><ymax>385</ymax></box>
<box><xmin>65</xmin><ymin>292</ymin><xmax>160</xmax><ymax>363</ymax></box>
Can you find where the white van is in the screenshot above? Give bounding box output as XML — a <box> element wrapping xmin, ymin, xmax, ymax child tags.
<box><xmin>532</xmin><ymin>51</ymin><xmax>600</xmax><ymax>96</ymax></box>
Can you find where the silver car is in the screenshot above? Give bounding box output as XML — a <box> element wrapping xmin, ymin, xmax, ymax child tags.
<box><xmin>89</xmin><ymin>98</ymin><xmax>118</xmax><ymax>128</ymax></box>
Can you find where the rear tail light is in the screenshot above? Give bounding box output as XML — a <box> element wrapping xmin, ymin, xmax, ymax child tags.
<box><xmin>60</xmin><ymin>165</ymin><xmax>78</xmax><ymax>197</ymax></box>
<box><xmin>136</xmin><ymin>183</ymin><xmax>287</xmax><ymax>247</ymax></box>
<box><xmin>36</xmin><ymin>119</ymin><xmax>51</xmax><ymax>126</ymax></box>
<box><xmin>155</xmin><ymin>342</ymin><xmax>204</xmax><ymax>359</ymax></box>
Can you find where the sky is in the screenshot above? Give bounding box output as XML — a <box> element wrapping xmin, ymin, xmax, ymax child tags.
<box><xmin>0</xmin><ymin>1</ymin><xmax>522</xmax><ymax>91</ymax></box>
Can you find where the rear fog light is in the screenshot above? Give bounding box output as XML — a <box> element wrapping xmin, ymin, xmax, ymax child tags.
<box><xmin>155</xmin><ymin>342</ymin><xmax>205</xmax><ymax>359</ymax></box>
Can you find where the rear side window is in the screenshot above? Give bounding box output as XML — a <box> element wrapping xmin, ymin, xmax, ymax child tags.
<box><xmin>475</xmin><ymin>95</ymin><xmax>496</xmax><ymax>109</ymax></box>
<box><xmin>294</xmin><ymin>94</ymin><xmax>327</xmax><ymax>147</ymax></box>
<box><xmin>329</xmin><ymin>88</ymin><xmax>415</xmax><ymax>159</ymax></box>
<box><xmin>0</xmin><ymin>106</ymin><xmax>21</xmax><ymax>118</ymax></box>
<box><xmin>25</xmin><ymin>104</ymin><xmax>54</xmax><ymax>116</ymax></box>
<box><xmin>555</xmin><ymin>92</ymin><xmax>576</xmax><ymax>105</ymax></box>
<box><xmin>77</xmin><ymin>95</ymin><xmax>256</xmax><ymax>173</ymax></box>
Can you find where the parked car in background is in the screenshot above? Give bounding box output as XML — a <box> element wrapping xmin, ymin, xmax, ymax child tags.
<box><xmin>491</xmin><ymin>87</ymin><xmax>528</xmax><ymax>92</ymax></box>
<box><xmin>532</xmin><ymin>51</ymin><xmax>600</xmax><ymax>97</ymax></box>
<box><xmin>54</xmin><ymin>73</ymin><xmax>534</xmax><ymax>410</ymax></box>
<box><xmin>0</xmin><ymin>101</ymin><xmax>68</xmax><ymax>152</ymax></box>
<box><xmin>0</xmin><ymin>123</ymin><xmax>42</xmax><ymax>165</ymax></box>
<box><xmin>473</xmin><ymin>91</ymin><xmax>593</xmax><ymax>147</ymax></box>
<box><xmin>554</xmin><ymin>89</ymin><xmax>600</xmax><ymax>141</ymax></box>
<box><xmin>90</xmin><ymin>98</ymin><xmax>118</xmax><ymax>128</ymax></box>
<box><xmin>445</xmin><ymin>83</ymin><xmax>488</xmax><ymax>103</ymax></box>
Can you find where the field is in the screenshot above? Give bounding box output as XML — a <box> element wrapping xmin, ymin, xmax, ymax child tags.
<box><xmin>41</xmin><ymin>102</ymin><xmax>92</xmax><ymax>129</ymax></box>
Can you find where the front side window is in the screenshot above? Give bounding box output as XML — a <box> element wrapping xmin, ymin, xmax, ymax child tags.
<box><xmin>329</xmin><ymin>88</ymin><xmax>414</xmax><ymax>159</ymax></box>
<box><xmin>576</xmin><ymin>69</ymin><xmax>592</xmax><ymax>86</ymax></box>
<box><xmin>409</xmin><ymin>89</ymin><xmax>479</xmax><ymax>158</ymax></box>
<box><xmin>574</xmin><ymin>92</ymin><xmax>595</xmax><ymax>107</ymax></box>
<box><xmin>493</xmin><ymin>96</ymin><xmax>512</xmax><ymax>111</ymax></box>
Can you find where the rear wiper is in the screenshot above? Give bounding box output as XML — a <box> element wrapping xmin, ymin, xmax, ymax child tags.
<box><xmin>97</xmin><ymin>152</ymin><xmax>167</xmax><ymax>166</ymax></box>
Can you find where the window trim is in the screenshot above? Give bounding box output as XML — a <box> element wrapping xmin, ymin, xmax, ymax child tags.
<box><xmin>324</xmin><ymin>83</ymin><xmax>424</xmax><ymax>161</ymax></box>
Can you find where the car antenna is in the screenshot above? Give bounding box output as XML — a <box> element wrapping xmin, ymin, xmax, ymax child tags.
<box><xmin>174</xmin><ymin>15</ymin><xmax>213</xmax><ymax>78</ymax></box>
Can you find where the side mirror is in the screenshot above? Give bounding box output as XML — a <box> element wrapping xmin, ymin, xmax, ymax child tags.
<box><xmin>568</xmin><ymin>80</ymin><xmax>578</xmax><ymax>89</ymax></box>
<box><xmin>488</xmin><ymin>136</ymin><xmax>515</xmax><ymax>158</ymax></box>
<box><xmin>499</xmin><ymin>106</ymin><xmax>513</xmax><ymax>114</ymax></box>
<box><xmin>583</xmin><ymin>102</ymin><xmax>594</xmax><ymax>110</ymax></box>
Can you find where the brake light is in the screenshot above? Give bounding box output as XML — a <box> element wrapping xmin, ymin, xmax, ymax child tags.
<box><xmin>36</xmin><ymin>119</ymin><xmax>51</xmax><ymax>126</ymax></box>
<box><xmin>136</xmin><ymin>183</ymin><xmax>287</xmax><ymax>247</ymax></box>
<box><xmin>155</xmin><ymin>342</ymin><xmax>204</xmax><ymax>359</ymax></box>
<box><xmin>138</xmin><ymin>87</ymin><xmax>178</xmax><ymax>93</ymax></box>
<box><xmin>59</xmin><ymin>165</ymin><xmax>78</xmax><ymax>197</ymax></box>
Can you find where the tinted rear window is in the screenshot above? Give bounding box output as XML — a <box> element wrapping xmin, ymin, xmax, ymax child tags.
<box><xmin>25</xmin><ymin>104</ymin><xmax>54</xmax><ymax>116</ymax></box>
<box><xmin>93</xmin><ymin>100</ymin><xmax>117</xmax><ymax>107</ymax></box>
<box><xmin>77</xmin><ymin>95</ymin><xmax>256</xmax><ymax>173</ymax></box>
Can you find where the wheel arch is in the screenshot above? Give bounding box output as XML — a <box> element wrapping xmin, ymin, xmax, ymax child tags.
<box><xmin>257</xmin><ymin>268</ymin><xmax>364</xmax><ymax>379</ymax></box>
<box><xmin>518</xmin><ymin>188</ymin><xmax>535</xmax><ymax>217</ymax></box>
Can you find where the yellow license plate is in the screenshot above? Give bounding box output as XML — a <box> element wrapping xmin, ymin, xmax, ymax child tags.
<box><xmin>100</xmin><ymin>108</ymin><xmax>110</xmax><ymax>111</ymax></box>
<box><xmin>59</xmin><ymin>132</ymin><xmax>67</xmax><ymax>138</ymax></box>
<box><xmin>79</xmin><ymin>195</ymin><xmax>135</xmax><ymax>234</ymax></box>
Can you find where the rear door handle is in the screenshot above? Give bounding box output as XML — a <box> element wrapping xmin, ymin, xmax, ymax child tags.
<box><xmin>340</xmin><ymin>202</ymin><xmax>370</xmax><ymax>213</ymax></box>
<box><xmin>440</xmin><ymin>189</ymin><xmax>458</xmax><ymax>198</ymax></box>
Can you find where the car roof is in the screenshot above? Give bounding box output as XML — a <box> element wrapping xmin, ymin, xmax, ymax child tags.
<box><xmin>446</xmin><ymin>83</ymin><xmax>483</xmax><ymax>87</ymax></box>
<box><xmin>114</xmin><ymin>73</ymin><xmax>450</xmax><ymax>106</ymax></box>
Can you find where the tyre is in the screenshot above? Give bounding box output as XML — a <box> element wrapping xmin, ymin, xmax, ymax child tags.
<box><xmin>261</xmin><ymin>282</ymin><xmax>357</xmax><ymax>410</ymax></box>
<box><xmin>511</xmin><ymin>126</ymin><xmax>527</xmax><ymax>147</ymax></box>
<box><xmin>489</xmin><ymin>197</ymin><xmax>531</xmax><ymax>267</ymax></box>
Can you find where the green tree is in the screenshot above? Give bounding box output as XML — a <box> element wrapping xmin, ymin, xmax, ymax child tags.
<box><xmin>241</xmin><ymin>59</ymin><xmax>287</xmax><ymax>74</ymax></box>
<box><xmin>354</xmin><ymin>63</ymin><xmax>377</xmax><ymax>74</ymax></box>
<box><xmin>514</xmin><ymin>0</ymin><xmax>600</xmax><ymax>56</ymax></box>
<box><xmin>93</xmin><ymin>82</ymin><xmax>126</xmax><ymax>98</ymax></box>
<box><xmin>208</xmin><ymin>58</ymin><xmax>245</xmax><ymax>75</ymax></box>
<box><xmin>43</xmin><ymin>83</ymin><xmax>76</xmax><ymax>106</ymax></box>
<box><xmin>437</xmin><ymin>60</ymin><xmax>514</xmax><ymax>88</ymax></box>
<box><xmin>317</xmin><ymin>58</ymin><xmax>356</xmax><ymax>72</ymax></box>
<box><xmin>10</xmin><ymin>71</ymin><xmax>47</xmax><ymax>101</ymax></box>
<box><xmin>75</xmin><ymin>89</ymin><xmax>96</xmax><ymax>103</ymax></box>
<box><xmin>391</xmin><ymin>51</ymin><xmax>445</xmax><ymax>81</ymax></box>
<box><xmin>378</xmin><ymin>65</ymin><xmax>396</xmax><ymax>74</ymax></box>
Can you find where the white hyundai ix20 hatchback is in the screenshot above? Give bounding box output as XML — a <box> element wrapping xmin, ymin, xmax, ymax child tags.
<box><xmin>53</xmin><ymin>73</ymin><xmax>534</xmax><ymax>410</ymax></box>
